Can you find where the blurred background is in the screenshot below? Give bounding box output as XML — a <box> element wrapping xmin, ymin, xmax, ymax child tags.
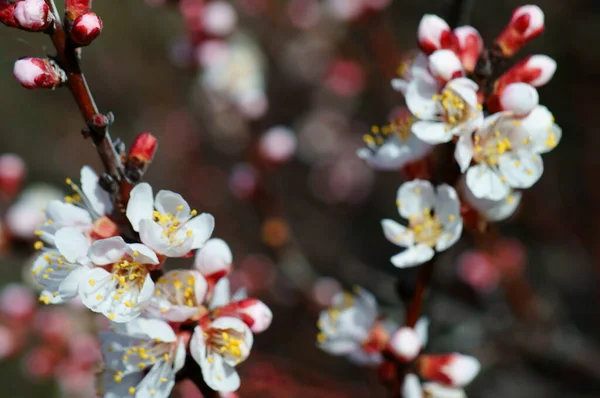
<box><xmin>1</xmin><ymin>0</ymin><xmax>599</xmax><ymax>397</ymax></box>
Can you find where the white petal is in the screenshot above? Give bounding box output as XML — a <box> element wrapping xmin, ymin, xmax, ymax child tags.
<box><xmin>412</xmin><ymin>121</ymin><xmax>454</xmax><ymax>144</ymax></box>
<box><xmin>391</xmin><ymin>244</ymin><xmax>435</xmax><ymax>268</ymax></box>
<box><xmin>127</xmin><ymin>243</ymin><xmax>159</xmax><ymax>265</ymax></box>
<box><xmin>403</xmin><ymin>374</ymin><xmax>424</xmax><ymax>398</ymax></box>
<box><xmin>210</xmin><ymin>277</ymin><xmax>231</xmax><ymax>309</ymax></box>
<box><xmin>429</xmin><ymin>50</ymin><xmax>463</xmax><ymax>82</ymax></box>
<box><xmin>381</xmin><ymin>219</ymin><xmax>415</xmax><ymax>247</ymax></box>
<box><xmin>444</xmin><ymin>355</ymin><xmax>481</xmax><ymax>387</ymax></box>
<box><xmin>185</xmin><ymin>213</ymin><xmax>215</xmax><ymax>249</ymax></box>
<box><xmin>80</xmin><ymin>165</ymin><xmax>113</xmax><ymax>216</ymax></box>
<box><xmin>54</xmin><ymin>227</ymin><xmax>91</xmax><ymax>263</ymax></box>
<box><xmin>45</xmin><ymin>200</ymin><xmax>92</xmax><ymax>227</ymax></box>
<box><xmin>138</xmin><ymin>219</ymin><xmax>172</xmax><ymax>255</ymax></box>
<box><xmin>58</xmin><ymin>266</ymin><xmax>87</xmax><ymax>299</ymax></box>
<box><xmin>125</xmin><ymin>318</ymin><xmax>178</xmax><ymax>342</ymax></box>
<box><xmin>465</xmin><ymin>164</ymin><xmax>510</xmax><ymax>200</ymax></box>
<box><xmin>454</xmin><ymin>133</ymin><xmax>474</xmax><ymax>172</ymax></box>
<box><xmin>434</xmin><ymin>185</ymin><xmax>463</xmax><ymax>251</ymax></box>
<box><xmin>522</xmin><ymin>106</ymin><xmax>561</xmax><ymax>154</ymax></box>
<box><xmin>389</xmin><ymin>327</ymin><xmax>422</xmax><ymax>361</ymax></box>
<box><xmin>194</xmin><ymin>238</ymin><xmax>233</xmax><ymax>279</ymax></box>
<box><xmin>405</xmin><ymin>74</ymin><xmax>439</xmax><ymax>120</ymax></box>
<box><xmin>359</xmin><ymin>138</ymin><xmax>413</xmax><ymax>171</ymax></box>
<box><xmin>155</xmin><ymin>190</ymin><xmax>190</xmax><ymax>222</ymax></box>
<box><xmin>88</xmin><ymin>236</ymin><xmax>128</xmax><ymax>265</ymax></box>
<box><xmin>497</xmin><ymin>152</ymin><xmax>543</xmax><ymax>189</ymax></box>
<box><xmin>126</xmin><ymin>183</ymin><xmax>154</xmax><ymax>232</ymax></box>
<box><xmin>391</xmin><ymin>78</ymin><xmax>409</xmax><ymax>95</ymax></box>
<box><xmin>415</xmin><ymin>317</ymin><xmax>430</xmax><ymax>347</ymax></box>
<box><xmin>499</xmin><ymin>83</ymin><xmax>538</xmax><ymax>115</ymax></box>
<box><xmin>463</xmin><ymin>178</ymin><xmax>522</xmax><ymax>222</ymax></box>
<box><xmin>397</xmin><ymin>179</ymin><xmax>436</xmax><ymax>219</ymax></box>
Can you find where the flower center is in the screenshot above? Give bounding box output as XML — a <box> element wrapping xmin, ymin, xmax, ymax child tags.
<box><xmin>473</xmin><ymin>131</ymin><xmax>512</xmax><ymax>166</ymax></box>
<box><xmin>153</xmin><ymin>206</ymin><xmax>197</xmax><ymax>246</ymax></box>
<box><xmin>205</xmin><ymin>328</ymin><xmax>246</xmax><ymax>364</ymax></box>
<box><xmin>109</xmin><ymin>255</ymin><xmax>149</xmax><ymax>298</ymax></box>
<box><xmin>433</xmin><ymin>89</ymin><xmax>467</xmax><ymax>126</ymax></box>
<box><xmin>410</xmin><ymin>209</ymin><xmax>442</xmax><ymax>247</ymax></box>
<box><xmin>363</xmin><ymin>116</ymin><xmax>414</xmax><ymax>150</ymax></box>
<box><xmin>155</xmin><ymin>272</ymin><xmax>203</xmax><ymax>309</ymax></box>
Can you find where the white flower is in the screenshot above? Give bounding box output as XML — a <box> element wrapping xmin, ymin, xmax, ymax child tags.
<box><xmin>99</xmin><ymin>318</ymin><xmax>186</xmax><ymax>398</ymax></box>
<box><xmin>389</xmin><ymin>327</ymin><xmax>422</xmax><ymax>362</ymax></box>
<box><xmin>38</xmin><ymin>166</ymin><xmax>114</xmax><ymax>245</ymax></box>
<box><xmin>5</xmin><ymin>183</ymin><xmax>63</xmax><ymax>240</ymax></box>
<box><xmin>190</xmin><ymin>317</ymin><xmax>254</xmax><ymax>392</ymax></box>
<box><xmin>317</xmin><ymin>287</ymin><xmax>380</xmax><ymax>362</ymax></box>
<box><xmin>32</xmin><ymin>227</ymin><xmax>93</xmax><ymax>305</ymax></box>
<box><xmin>126</xmin><ymin>183</ymin><xmax>215</xmax><ymax>257</ymax></box>
<box><xmin>357</xmin><ymin>116</ymin><xmax>432</xmax><ymax>171</ymax></box>
<box><xmin>194</xmin><ymin>238</ymin><xmax>233</xmax><ymax>285</ymax></box>
<box><xmin>80</xmin><ymin>237</ymin><xmax>159</xmax><ymax>322</ymax></box>
<box><xmin>382</xmin><ymin>180</ymin><xmax>462</xmax><ymax>268</ymax></box>
<box><xmin>420</xmin><ymin>353</ymin><xmax>481</xmax><ymax>388</ymax></box>
<box><xmin>391</xmin><ymin>53</ymin><xmax>429</xmax><ymax>96</ymax></box>
<box><xmin>406</xmin><ymin>74</ymin><xmax>482</xmax><ymax>144</ymax></box>
<box><xmin>145</xmin><ymin>269</ymin><xmax>209</xmax><ymax>322</ymax></box>
<box><xmin>457</xmin><ymin>106</ymin><xmax>561</xmax><ymax>200</ymax></box>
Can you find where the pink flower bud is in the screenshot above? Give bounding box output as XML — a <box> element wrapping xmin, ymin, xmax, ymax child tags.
<box><xmin>419</xmin><ymin>353</ymin><xmax>481</xmax><ymax>387</ymax></box>
<box><xmin>259</xmin><ymin>126</ymin><xmax>297</xmax><ymax>164</ymax></box>
<box><xmin>13</xmin><ymin>58</ymin><xmax>65</xmax><ymax>89</ymax></box>
<box><xmin>499</xmin><ymin>82</ymin><xmax>538</xmax><ymax>115</ymax></box>
<box><xmin>129</xmin><ymin>132</ymin><xmax>158</xmax><ymax>164</ymax></box>
<box><xmin>428</xmin><ymin>49</ymin><xmax>463</xmax><ymax>82</ymax></box>
<box><xmin>0</xmin><ymin>153</ymin><xmax>26</xmax><ymax>198</ymax></box>
<box><xmin>453</xmin><ymin>26</ymin><xmax>483</xmax><ymax>73</ymax></box>
<box><xmin>499</xmin><ymin>54</ymin><xmax>556</xmax><ymax>88</ymax></box>
<box><xmin>417</xmin><ymin>14</ymin><xmax>452</xmax><ymax>55</ymax></box>
<box><xmin>202</xmin><ymin>1</ymin><xmax>238</xmax><ymax>36</ymax></box>
<box><xmin>388</xmin><ymin>327</ymin><xmax>422</xmax><ymax>362</ymax></box>
<box><xmin>495</xmin><ymin>5</ymin><xmax>545</xmax><ymax>57</ymax></box>
<box><xmin>234</xmin><ymin>298</ymin><xmax>273</xmax><ymax>333</ymax></box>
<box><xmin>13</xmin><ymin>0</ymin><xmax>51</xmax><ymax>31</ymax></box>
<box><xmin>70</xmin><ymin>11</ymin><xmax>102</xmax><ymax>46</ymax></box>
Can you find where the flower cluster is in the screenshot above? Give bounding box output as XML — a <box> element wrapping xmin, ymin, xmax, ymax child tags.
<box><xmin>29</xmin><ymin>166</ymin><xmax>272</xmax><ymax>395</ymax></box>
<box><xmin>316</xmin><ymin>287</ymin><xmax>481</xmax><ymax>396</ymax></box>
<box><xmin>321</xmin><ymin>5</ymin><xmax>560</xmax><ymax>397</ymax></box>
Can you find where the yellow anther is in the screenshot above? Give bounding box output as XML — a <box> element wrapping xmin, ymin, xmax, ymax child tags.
<box><xmin>128</xmin><ymin>387</ymin><xmax>136</xmax><ymax>395</ymax></box>
<box><xmin>89</xmin><ymin>279</ymin><xmax>96</xmax><ymax>286</ymax></box>
<box><xmin>34</xmin><ymin>241</ymin><xmax>44</xmax><ymax>250</ymax></box>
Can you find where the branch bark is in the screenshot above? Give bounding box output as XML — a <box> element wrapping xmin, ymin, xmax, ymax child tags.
<box><xmin>44</xmin><ymin>0</ymin><xmax>127</xmax><ymax>206</ymax></box>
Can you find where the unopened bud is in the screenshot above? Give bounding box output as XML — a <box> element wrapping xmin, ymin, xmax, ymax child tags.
<box><xmin>499</xmin><ymin>55</ymin><xmax>557</xmax><ymax>90</ymax></box>
<box><xmin>417</xmin><ymin>14</ymin><xmax>452</xmax><ymax>55</ymax></box>
<box><xmin>419</xmin><ymin>353</ymin><xmax>481</xmax><ymax>387</ymax></box>
<box><xmin>194</xmin><ymin>238</ymin><xmax>233</xmax><ymax>284</ymax></box>
<box><xmin>0</xmin><ymin>154</ymin><xmax>26</xmax><ymax>198</ymax></box>
<box><xmin>499</xmin><ymin>82</ymin><xmax>538</xmax><ymax>115</ymax></box>
<box><xmin>453</xmin><ymin>26</ymin><xmax>483</xmax><ymax>73</ymax></box>
<box><xmin>428</xmin><ymin>50</ymin><xmax>463</xmax><ymax>82</ymax></box>
<box><xmin>13</xmin><ymin>58</ymin><xmax>65</xmax><ymax>89</ymax></box>
<box><xmin>0</xmin><ymin>2</ymin><xmax>18</xmax><ymax>28</ymax></box>
<box><xmin>129</xmin><ymin>132</ymin><xmax>158</xmax><ymax>164</ymax></box>
<box><xmin>496</xmin><ymin>5</ymin><xmax>545</xmax><ymax>57</ymax></box>
<box><xmin>235</xmin><ymin>298</ymin><xmax>273</xmax><ymax>333</ymax></box>
<box><xmin>70</xmin><ymin>11</ymin><xmax>102</xmax><ymax>46</ymax></box>
<box><xmin>65</xmin><ymin>0</ymin><xmax>91</xmax><ymax>20</ymax></box>
<box><xmin>388</xmin><ymin>327</ymin><xmax>422</xmax><ymax>362</ymax></box>
<box><xmin>13</xmin><ymin>0</ymin><xmax>51</xmax><ymax>31</ymax></box>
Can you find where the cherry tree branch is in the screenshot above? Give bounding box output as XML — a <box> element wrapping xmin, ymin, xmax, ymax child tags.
<box><xmin>43</xmin><ymin>0</ymin><xmax>128</xmax><ymax>206</ymax></box>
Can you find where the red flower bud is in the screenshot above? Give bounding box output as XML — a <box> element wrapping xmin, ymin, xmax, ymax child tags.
<box><xmin>129</xmin><ymin>132</ymin><xmax>158</xmax><ymax>164</ymax></box>
<box><xmin>417</xmin><ymin>14</ymin><xmax>453</xmax><ymax>55</ymax></box>
<box><xmin>13</xmin><ymin>58</ymin><xmax>65</xmax><ymax>89</ymax></box>
<box><xmin>495</xmin><ymin>5</ymin><xmax>545</xmax><ymax>57</ymax></box>
<box><xmin>70</xmin><ymin>11</ymin><xmax>102</xmax><ymax>46</ymax></box>
<box><xmin>65</xmin><ymin>0</ymin><xmax>91</xmax><ymax>20</ymax></box>
<box><xmin>0</xmin><ymin>1</ymin><xmax>18</xmax><ymax>28</ymax></box>
<box><xmin>453</xmin><ymin>26</ymin><xmax>483</xmax><ymax>73</ymax></box>
<box><xmin>419</xmin><ymin>353</ymin><xmax>481</xmax><ymax>387</ymax></box>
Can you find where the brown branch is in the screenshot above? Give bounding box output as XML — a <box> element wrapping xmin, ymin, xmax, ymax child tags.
<box><xmin>44</xmin><ymin>0</ymin><xmax>128</xmax><ymax>207</ymax></box>
<box><xmin>404</xmin><ymin>259</ymin><xmax>435</xmax><ymax>328</ymax></box>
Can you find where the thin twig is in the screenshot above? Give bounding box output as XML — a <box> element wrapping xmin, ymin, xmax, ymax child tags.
<box><xmin>44</xmin><ymin>0</ymin><xmax>128</xmax><ymax>207</ymax></box>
